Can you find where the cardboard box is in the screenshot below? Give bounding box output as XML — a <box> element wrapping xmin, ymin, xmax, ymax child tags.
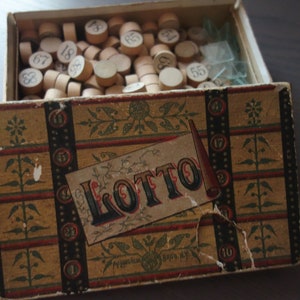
<box><xmin>1</xmin><ymin>1</ymin><xmax>299</xmax><ymax>299</ymax></box>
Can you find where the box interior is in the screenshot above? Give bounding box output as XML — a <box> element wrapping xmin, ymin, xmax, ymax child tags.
<box><xmin>5</xmin><ymin>0</ymin><xmax>271</xmax><ymax>101</ymax></box>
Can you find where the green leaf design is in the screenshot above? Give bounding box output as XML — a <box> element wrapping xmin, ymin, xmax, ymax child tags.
<box><xmin>28</xmin><ymin>225</ymin><xmax>48</xmax><ymax>233</ymax></box>
<box><xmin>241</xmin><ymin>202</ymin><xmax>258</xmax><ymax>209</ymax></box>
<box><xmin>11</xmin><ymin>276</ymin><xmax>28</xmax><ymax>282</ymax></box>
<box><xmin>260</xmin><ymin>181</ymin><xmax>273</xmax><ymax>192</ymax></box>
<box><xmin>132</xmin><ymin>238</ymin><xmax>146</xmax><ymax>251</ymax></box>
<box><xmin>33</xmin><ymin>274</ymin><xmax>52</xmax><ymax>280</ymax></box>
<box><xmin>111</xmin><ymin>242</ymin><xmax>130</xmax><ymax>253</ymax></box>
<box><xmin>257</xmin><ymin>136</ymin><xmax>270</xmax><ymax>148</ymax></box>
<box><xmin>159</xmin><ymin>102</ymin><xmax>177</xmax><ymax>115</ymax></box>
<box><xmin>251</xmin><ymin>247</ymin><xmax>262</xmax><ymax>253</ymax></box>
<box><xmin>160</xmin><ymin>118</ymin><xmax>175</xmax><ymax>131</ymax></box>
<box><xmin>13</xmin><ymin>252</ymin><xmax>24</xmax><ymax>266</ymax></box>
<box><xmin>238</xmin><ymin>159</ymin><xmax>255</xmax><ymax>166</ymax></box>
<box><xmin>123</xmin><ymin>122</ymin><xmax>133</xmax><ymax>135</ymax></box>
<box><xmin>102</xmin><ymin>107</ymin><xmax>118</xmax><ymax>117</ymax></box>
<box><xmin>244</xmin><ymin>182</ymin><xmax>256</xmax><ymax>195</ymax></box>
<box><xmin>169</xmin><ymin>234</ymin><xmax>189</xmax><ymax>249</ymax></box>
<box><xmin>90</xmin><ymin>125</ymin><xmax>98</xmax><ymax>136</ymax></box>
<box><xmin>266</xmin><ymin>245</ymin><xmax>284</xmax><ymax>252</ymax></box>
<box><xmin>189</xmin><ymin>249</ymin><xmax>201</xmax><ymax>263</ymax></box>
<box><xmin>5</xmin><ymin>158</ymin><xmax>15</xmax><ymax>171</ymax></box>
<box><xmin>26</xmin><ymin>204</ymin><xmax>40</xmax><ymax>215</ymax></box>
<box><xmin>5</xmin><ymin>227</ymin><xmax>24</xmax><ymax>235</ymax></box>
<box><xmin>242</xmin><ymin>137</ymin><xmax>252</xmax><ymax>148</ymax></box>
<box><xmin>25</xmin><ymin>179</ymin><xmax>37</xmax><ymax>186</ymax></box>
<box><xmin>263</xmin><ymin>224</ymin><xmax>277</xmax><ymax>236</ymax></box>
<box><xmin>145</xmin><ymin>120</ymin><xmax>158</xmax><ymax>132</ymax></box>
<box><xmin>88</xmin><ymin>108</ymin><xmax>98</xmax><ymax>119</ymax></box>
<box><xmin>261</xmin><ymin>201</ymin><xmax>280</xmax><ymax>207</ymax></box>
<box><xmin>155</xmin><ymin>234</ymin><xmax>167</xmax><ymax>250</ymax></box>
<box><xmin>31</xmin><ymin>250</ymin><xmax>45</xmax><ymax>262</ymax></box>
<box><xmin>22</xmin><ymin>156</ymin><xmax>34</xmax><ymax>166</ymax></box>
<box><xmin>1</xmin><ymin>180</ymin><xmax>20</xmax><ymax>187</ymax></box>
<box><xmin>103</xmin><ymin>259</ymin><xmax>114</xmax><ymax>273</ymax></box>
<box><xmin>248</xmin><ymin>225</ymin><xmax>259</xmax><ymax>238</ymax></box>
<box><xmin>258</xmin><ymin>158</ymin><xmax>277</xmax><ymax>164</ymax></box>
<box><xmin>8</xmin><ymin>204</ymin><xmax>19</xmax><ymax>218</ymax></box>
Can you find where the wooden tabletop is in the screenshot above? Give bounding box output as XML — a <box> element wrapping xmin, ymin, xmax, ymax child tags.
<box><xmin>0</xmin><ymin>0</ymin><xmax>300</xmax><ymax>299</ymax></box>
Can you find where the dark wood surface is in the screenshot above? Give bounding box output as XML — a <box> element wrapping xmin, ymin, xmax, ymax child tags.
<box><xmin>0</xmin><ymin>0</ymin><xmax>300</xmax><ymax>299</ymax></box>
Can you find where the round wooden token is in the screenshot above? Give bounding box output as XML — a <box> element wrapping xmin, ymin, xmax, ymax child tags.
<box><xmin>77</xmin><ymin>40</ymin><xmax>90</xmax><ymax>53</ymax></box>
<box><xmin>150</xmin><ymin>44</ymin><xmax>170</xmax><ymax>57</ymax></box>
<box><xmin>67</xmin><ymin>81</ymin><xmax>82</xmax><ymax>97</ymax></box>
<box><xmin>158</xmin><ymin>12</ymin><xmax>180</xmax><ymax>29</ymax></box>
<box><xmin>54</xmin><ymin>73</ymin><xmax>71</xmax><ymax>93</ymax></box>
<box><xmin>197</xmin><ymin>81</ymin><xmax>217</xmax><ymax>89</ymax></box>
<box><xmin>62</xmin><ymin>22</ymin><xmax>77</xmax><ymax>42</ymax></box>
<box><xmin>125</xmin><ymin>74</ymin><xmax>139</xmax><ymax>85</ymax></box>
<box><xmin>20</xmin><ymin>29</ymin><xmax>39</xmax><ymax>46</ymax></box>
<box><xmin>108</xmin><ymin>53</ymin><xmax>131</xmax><ymax>75</ymax></box>
<box><xmin>108</xmin><ymin>16</ymin><xmax>125</xmax><ymax>36</ymax></box>
<box><xmin>102</xmin><ymin>36</ymin><xmax>120</xmax><ymax>49</ymax></box>
<box><xmin>157</xmin><ymin>28</ymin><xmax>180</xmax><ymax>48</ymax></box>
<box><xmin>44</xmin><ymin>88</ymin><xmax>66</xmax><ymax>99</ymax></box>
<box><xmin>57</xmin><ymin>40</ymin><xmax>81</xmax><ymax>64</ymax></box>
<box><xmin>29</xmin><ymin>51</ymin><xmax>53</xmax><ymax>72</ymax></box>
<box><xmin>68</xmin><ymin>55</ymin><xmax>93</xmax><ymax>82</ymax></box>
<box><xmin>146</xmin><ymin>83</ymin><xmax>161</xmax><ymax>93</ymax></box>
<box><xmin>84</xmin><ymin>45</ymin><xmax>101</xmax><ymax>60</ymax></box>
<box><xmin>187</xmin><ymin>26</ymin><xmax>208</xmax><ymax>45</ymax></box>
<box><xmin>82</xmin><ymin>88</ymin><xmax>104</xmax><ymax>97</ymax></box>
<box><xmin>22</xmin><ymin>95</ymin><xmax>41</xmax><ymax>100</ymax></box>
<box><xmin>159</xmin><ymin>67</ymin><xmax>183</xmax><ymax>90</ymax></box>
<box><xmin>153</xmin><ymin>50</ymin><xmax>177</xmax><ymax>73</ymax></box>
<box><xmin>105</xmin><ymin>85</ymin><xmax>124</xmax><ymax>95</ymax></box>
<box><xmin>18</xmin><ymin>68</ymin><xmax>43</xmax><ymax>96</ymax></box>
<box><xmin>123</xmin><ymin>81</ymin><xmax>146</xmax><ymax>93</ymax></box>
<box><xmin>186</xmin><ymin>62</ymin><xmax>209</xmax><ymax>87</ymax></box>
<box><xmin>99</xmin><ymin>46</ymin><xmax>119</xmax><ymax>60</ymax></box>
<box><xmin>174</xmin><ymin>40</ymin><xmax>199</xmax><ymax>62</ymax></box>
<box><xmin>43</xmin><ymin>69</ymin><xmax>60</xmax><ymax>91</ymax></box>
<box><xmin>85</xmin><ymin>19</ymin><xmax>108</xmax><ymax>45</ymax></box>
<box><xmin>142</xmin><ymin>21</ymin><xmax>158</xmax><ymax>34</ymax></box>
<box><xmin>133</xmin><ymin>55</ymin><xmax>153</xmax><ymax>69</ymax></box>
<box><xmin>19</xmin><ymin>42</ymin><xmax>32</xmax><ymax>65</ymax></box>
<box><xmin>40</xmin><ymin>37</ymin><xmax>62</xmax><ymax>59</ymax></box>
<box><xmin>136</xmin><ymin>64</ymin><xmax>156</xmax><ymax>78</ymax></box>
<box><xmin>143</xmin><ymin>33</ymin><xmax>155</xmax><ymax>50</ymax></box>
<box><xmin>120</xmin><ymin>31</ymin><xmax>143</xmax><ymax>56</ymax></box>
<box><xmin>84</xmin><ymin>75</ymin><xmax>105</xmax><ymax>92</ymax></box>
<box><xmin>119</xmin><ymin>21</ymin><xmax>142</xmax><ymax>36</ymax></box>
<box><xmin>94</xmin><ymin>60</ymin><xmax>118</xmax><ymax>87</ymax></box>
<box><xmin>140</xmin><ymin>73</ymin><xmax>159</xmax><ymax>85</ymax></box>
<box><xmin>38</xmin><ymin>22</ymin><xmax>61</xmax><ymax>39</ymax></box>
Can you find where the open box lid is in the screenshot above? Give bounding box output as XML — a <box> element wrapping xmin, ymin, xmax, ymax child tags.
<box><xmin>4</xmin><ymin>0</ymin><xmax>271</xmax><ymax>101</ymax></box>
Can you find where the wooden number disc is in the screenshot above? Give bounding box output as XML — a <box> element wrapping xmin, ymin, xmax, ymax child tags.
<box><xmin>94</xmin><ymin>60</ymin><xmax>118</xmax><ymax>87</ymax></box>
<box><xmin>18</xmin><ymin>68</ymin><xmax>43</xmax><ymax>96</ymax></box>
<box><xmin>159</xmin><ymin>67</ymin><xmax>183</xmax><ymax>90</ymax></box>
<box><xmin>153</xmin><ymin>50</ymin><xmax>177</xmax><ymax>73</ymax></box>
<box><xmin>186</xmin><ymin>62</ymin><xmax>208</xmax><ymax>87</ymax></box>
<box><xmin>85</xmin><ymin>19</ymin><xmax>108</xmax><ymax>44</ymax></box>
<box><xmin>68</xmin><ymin>55</ymin><xmax>93</xmax><ymax>82</ymax></box>
<box><xmin>29</xmin><ymin>51</ymin><xmax>53</xmax><ymax>72</ymax></box>
<box><xmin>57</xmin><ymin>40</ymin><xmax>80</xmax><ymax>64</ymax></box>
<box><xmin>120</xmin><ymin>31</ymin><xmax>143</xmax><ymax>55</ymax></box>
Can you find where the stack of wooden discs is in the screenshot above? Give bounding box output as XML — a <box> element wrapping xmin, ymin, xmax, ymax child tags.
<box><xmin>17</xmin><ymin>11</ymin><xmax>237</xmax><ymax>100</ymax></box>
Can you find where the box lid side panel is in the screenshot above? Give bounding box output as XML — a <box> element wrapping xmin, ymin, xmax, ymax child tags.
<box><xmin>0</xmin><ymin>84</ymin><xmax>299</xmax><ymax>298</ymax></box>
